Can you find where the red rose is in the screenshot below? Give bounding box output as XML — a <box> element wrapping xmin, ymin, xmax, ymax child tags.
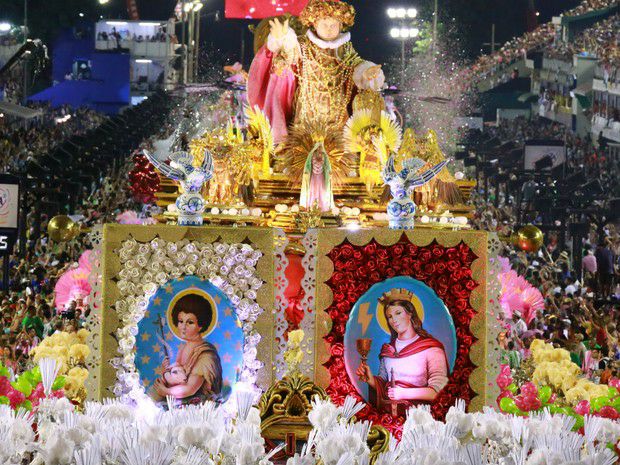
<box><xmin>446</xmin><ymin>260</ymin><xmax>459</xmax><ymax>272</ymax></box>
<box><xmin>354</xmin><ymin>267</ymin><xmax>368</xmax><ymax>280</ymax></box>
<box><xmin>331</xmin><ymin>344</ymin><xmax>344</xmax><ymax>358</ymax></box>
<box><xmin>464</xmin><ymin>279</ymin><xmax>477</xmax><ymax>290</ymax></box>
<box><xmin>364</xmin><ymin>243</ymin><xmax>377</xmax><ymax>255</ymax></box>
<box><xmin>431</xmin><ymin>244</ymin><xmax>444</xmax><ymax>258</ymax></box>
<box><xmin>419</xmin><ymin>249</ymin><xmax>432</xmax><ymax>262</ymax></box>
<box><xmin>332</xmin><ymin>271</ymin><xmax>345</xmax><ymax>283</ymax></box>
<box><xmin>353</xmin><ymin>250</ymin><xmax>363</xmax><ymax>260</ymax></box>
<box><xmin>385</xmin><ymin>268</ymin><xmax>397</xmax><ymax>278</ymax></box>
<box><xmin>340</xmin><ymin>245</ymin><xmax>354</xmax><ymax>258</ymax></box>
<box><xmin>334</xmin><ymin>259</ymin><xmax>347</xmax><ymax>271</ymax></box>
<box><xmin>377</xmin><ymin>249</ymin><xmax>389</xmax><ymax>260</ymax></box>
<box><xmin>334</xmin><ymin>292</ymin><xmax>345</xmax><ymax>303</ymax></box>
<box><xmin>435</xmin><ymin>261</ymin><xmax>446</xmax><ymax>274</ymax></box>
<box><xmin>370</xmin><ymin>271</ymin><xmax>381</xmax><ymax>282</ymax></box>
<box><xmin>423</xmin><ymin>263</ymin><xmax>436</xmax><ymax>274</ymax></box>
<box><xmin>407</xmin><ymin>244</ymin><xmax>419</xmax><ymax>255</ymax></box>
<box><xmin>366</xmin><ymin>260</ymin><xmax>377</xmax><ymax>271</ymax></box>
<box><xmin>454</xmin><ymin>299</ymin><xmax>468</xmax><ymax>311</ymax></box>
<box><xmin>376</xmin><ymin>260</ymin><xmax>390</xmax><ymax>273</ymax></box>
<box><xmin>446</xmin><ymin>248</ymin><xmax>459</xmax><ymax>260</ymax></box>
<box><xmin>392</xmin><ymin>244</ymin><xmax>405</xmax><ymax>256</ymax></box>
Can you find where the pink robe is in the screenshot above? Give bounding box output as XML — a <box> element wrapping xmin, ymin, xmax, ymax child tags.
<box><xmin>372</xmin><ymin>337</ymin><xmax>449</xmax><ymax>413</ymax></box>
<box><xmin>247</xmin><ymin>47</ymin><xmax>297</xmax><ymax>144</ymax></box>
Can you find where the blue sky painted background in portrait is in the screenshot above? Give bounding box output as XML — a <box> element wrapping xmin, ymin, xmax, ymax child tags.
<box><xmin>135</xmin><ymin>275</ymin><xmax>244</xmax><ymax>402</ymax></box>
<box><xmin>344</xmin><ymin>276</ymin><xmax>457</xmax><ymax>400</ymax></box>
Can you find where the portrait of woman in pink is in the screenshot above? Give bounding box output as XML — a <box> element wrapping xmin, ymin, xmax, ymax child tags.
<box><xmin>356</xmin><ymin>298</ymin><xmax>449</xmax><ymax>414</ymax></box>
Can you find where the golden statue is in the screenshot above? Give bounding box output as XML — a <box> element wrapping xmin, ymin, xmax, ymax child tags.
<box><xmin>248</xmin><ymin>0</ymin><xmax>385</xmax><ymax>144</ymax></box>
<box><xmin>404</xmin><ymin>129</ymin><xmax>464</xmax><ymax>209</ymax></box>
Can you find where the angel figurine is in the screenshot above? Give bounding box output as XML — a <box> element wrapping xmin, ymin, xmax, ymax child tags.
<box><xmin>381</xmin><ymin>154</ymin><xmax>450</xmax><ymax>230</ymax></box>
<box><xmin>143</xmin><ymin>149</ymin><xmax>214</xmax><ymax>226</ymax></box>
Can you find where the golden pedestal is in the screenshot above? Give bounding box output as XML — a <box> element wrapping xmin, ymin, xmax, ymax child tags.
<box><xmin>153</xmin><ymin>173</ymin><xmax>476</xmax><ymax>232</ymax></box>
<box><xmin>258</xmin><ymin>372</ymin><xmax>390</xmax><ymax>461</ymax></box>
<box><xmin>259</xmin><ymin>372</ymin><xmax>327</xmax><ymax>442</ymax></box>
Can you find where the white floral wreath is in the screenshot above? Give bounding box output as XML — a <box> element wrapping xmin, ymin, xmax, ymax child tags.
<box><xmin>111</xmin><ymin>237</ymin><xmax>264</xmax><ymax>404</ymax></box>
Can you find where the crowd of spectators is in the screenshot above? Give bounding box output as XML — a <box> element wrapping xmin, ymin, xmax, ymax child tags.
<box><xmin>0</xmin><ymin>103</ymin><xmax>105</xmax><ymax>173</ymax></box>
<box><xmin>0</xmin><ymin>93</ymin><xmax>177</xmax><ymax>373</ymax></box>
<box><xmin>545</xmin><ymin>14</ymin><xmax>620</xmax><ymax>66</ymax></box>
<box><xmin>468</xmin><ymin>0</ymin><xmax>618</xmax><ymax>87</ymax></box>
<box><xmin>468</xmin><ymin>115</ymin><xmax>620</xmax><ymax>383</ymax></box>
<box><xmin>0</xmin><ymin>76</ymin><xmax>22</xmax><ymax>103</ymax></box>
<box><xmin>96</xmin><ymin>29</ymin><xmax>169</xmax><ymax>43</ymax></box>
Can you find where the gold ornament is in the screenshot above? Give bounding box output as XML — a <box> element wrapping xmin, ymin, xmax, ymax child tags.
<box><xmin>352</xmin><ymin>89</ymin><xmax>385</xmax><ymax>123</ymax></box>
<box><xmin>278</xmin><ymin>121</ymin><xmax>354</xmax><ymax>187</ymax></box>
<box><xmin>285</xmin><ymin>242</ymin><xmax>306</xmax><ymax>256</ymax></box>
<box><xmin>47</xmin><ymin>215</ymin><xmax>80</xmax><ymax>242</ymax></box>
<box><xmin>293</xmin><ymin>35</ymin><xmax>361</xmax><ymax>130</ymax></box>
<box><xmin>259</xmin><ymin>372</ymin><xmax>328</xmax><ymax>442</ymax></box>
<box><xmin>299</xmin><ymin>0</ymin><xmax>356</xmax><ymax>30</ymax></box>
<box><xmin>245</xmin><ymin>105</ymin><xmax>275</xmax><ymax>184</ymax></box>
<box><xmin>398</xmin><ymin>129</ymin><xmax>464</xmax><ymax>208</ymax></box>
<box><xmin>295</xmin><ymin>202</ymin><xmax>325</xmax><ymax>232</ymax></box>
<box><xmin>344</xmin><ymin>110</ymin><xmax>402</xmax><ymax>193</ymax></box>
<box><xmin>515</xmin><ymin>225</ymin><xmax>544</xmax><ymax>253</ymax></box>
<box><xmin>189</xmin><ymin>122</ymin><xmax>252</xmax><ymax>204</ymax></box>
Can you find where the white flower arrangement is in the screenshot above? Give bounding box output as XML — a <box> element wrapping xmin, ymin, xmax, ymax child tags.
<box><xmin>0</xmin><ymin>396</ymin><xmax>619</xmax><ymax>465</ymax></box>
<box><xmin>290</xmin><ymin>398</ymin><xmax>620</xmax><ymax>465</ymax></box>
<box><xmin>13</xmin><ymin>393</ymin><xmax>276</xmax><ymax>465</ymax></box>
<box><xmin>110</xmin><ymin>237</ymin><xmax>265</xmax><ymax>405</ymax></box>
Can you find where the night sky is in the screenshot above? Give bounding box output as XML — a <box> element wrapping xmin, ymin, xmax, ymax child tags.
<box><xmin>1</xmin><ymin>0</ymin><xmax>582</xmax><ymax>64</ymax></box>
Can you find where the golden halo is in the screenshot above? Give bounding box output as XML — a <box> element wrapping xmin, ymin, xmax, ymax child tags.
<box><xmin>376</xmin><ymin>288</ymin><xmax>424</xmax><ymax>335</ymax></box>
<box><xmin>166</xmin><ymin>288</ymin><xmax>218</xmax><ymax>340</ymax></box>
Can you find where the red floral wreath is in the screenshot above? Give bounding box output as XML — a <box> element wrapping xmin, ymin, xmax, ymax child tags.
<box><xmin>323</xmin><ymin>235</ymin><xmax>479</xmax><ymax>438</ymax></box>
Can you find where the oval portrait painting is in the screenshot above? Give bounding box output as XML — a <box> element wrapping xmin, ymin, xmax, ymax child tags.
<box><xmin>135</xmin><ymin>275</ymin><xmax>244</xmax><ymax>405</ymax></box>
<box><xmin>344</xmin><ymin>276</ymin><xmax>457</xmax><ymax>416</ymax></box>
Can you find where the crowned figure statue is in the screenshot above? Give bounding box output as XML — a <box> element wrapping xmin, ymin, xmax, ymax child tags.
<box><xmin>248</xmin><ymin>0</ymin><xmax>385</xmax><ymax>144</ymax></box>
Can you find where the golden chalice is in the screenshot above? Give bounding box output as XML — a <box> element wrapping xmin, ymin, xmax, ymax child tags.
<box><xmin>356</xmin><ymin>338</ymin><xmax>372</xmax><ymax>382</ymax></box>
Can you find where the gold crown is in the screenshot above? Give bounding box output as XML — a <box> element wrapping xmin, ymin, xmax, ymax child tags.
<box><xmin>300</xmin><ymin>0</ymin><xmax>356</xmax><ymax>30</ymax></box>
<box><xmin>378</xmin><ymin>288</ymin><xmax>415</xmax><ymax>307</ymax></box>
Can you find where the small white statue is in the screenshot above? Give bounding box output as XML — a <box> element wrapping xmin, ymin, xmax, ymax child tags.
<box><xmin>381</xmin><ymin>154</ymin><xmax>450</xmax><ymax>230</ymax></box>
<box><xmin>143</xmin><ymin>149</ymin><xmax>214</xmax><ymax>226</ymax></box>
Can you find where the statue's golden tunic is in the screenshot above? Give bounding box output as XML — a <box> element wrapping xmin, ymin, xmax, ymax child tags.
<box><xmin>294</xmin><ymin>35</ymin><xmax>364</xmax><ymax>129</ymax></box>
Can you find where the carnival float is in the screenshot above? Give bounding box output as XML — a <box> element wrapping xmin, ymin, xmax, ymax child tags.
<box><xmin>5</xmin><ymin>1</ymin><xmax>619</xmax><ymax>464</ymax></box>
